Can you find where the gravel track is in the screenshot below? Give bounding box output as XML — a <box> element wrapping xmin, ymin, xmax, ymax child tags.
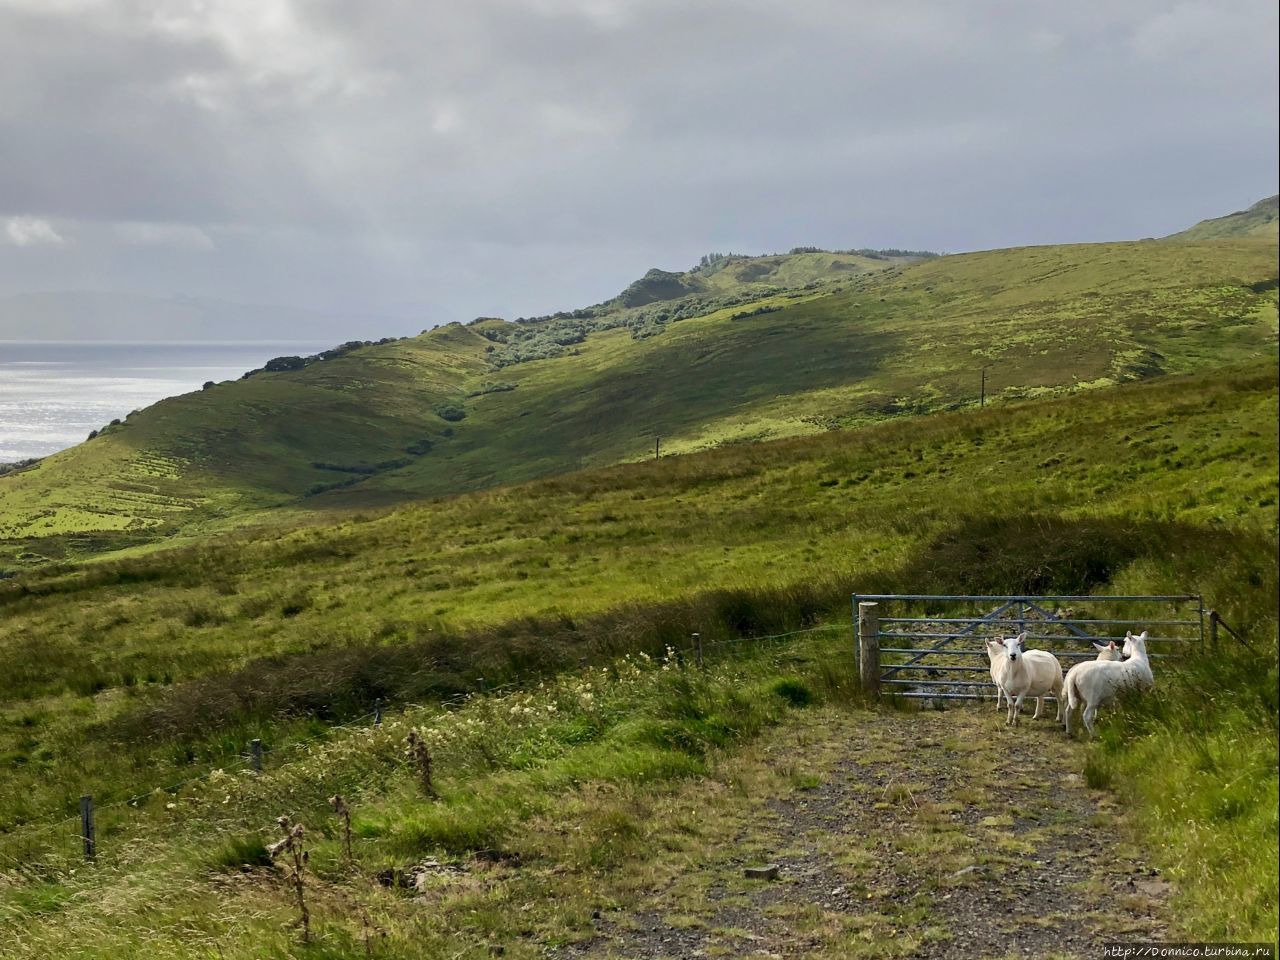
<box><xmin>572</xmin><ymin>706</ymin><xmax>1170</xmax><ymax>959</ymax></box>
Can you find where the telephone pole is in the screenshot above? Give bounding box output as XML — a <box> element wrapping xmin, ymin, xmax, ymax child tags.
<box><xmin>655</xmin><ymin>436</ymin><xmax>661</xmax><ymax>460</ymax></box>
<box><xmin>980</xmin><ymin>367</ymin><xmax>987</xmax><ymax>408</ymax></box>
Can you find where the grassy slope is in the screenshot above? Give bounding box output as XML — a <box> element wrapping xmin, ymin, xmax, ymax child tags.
<box><xmin>0</xmin><ymin>605</ymin><xmax>1274</xmax><ymax>955</ymax></box>
<box><xmin>1165</xmin><ymin>194</ymin><xmax>1279</xmax><ymax>241</ymax></box>
<box><xmin>0</xmin><ymin>367</ymin><xmax>1273</xmax><ymax>951</ymax></box>
<box><xmin>610</xmin><ymin>249</ymin><xmax>907</xmax><ymax>305</ymax></box>
<box><xmin>1</xmin><ymin>238</ymin><xmax>1274</xmax><ymax>562</ymax></box>
<box><xmin>0</xmin><ymin>641</ymin><xmax>1218</xmax><ymax>959</ymax></box>
<box><xmin>0</xmin><ymin>363</ymin><xmax>1273</xmax><ymax>825</ymax></box>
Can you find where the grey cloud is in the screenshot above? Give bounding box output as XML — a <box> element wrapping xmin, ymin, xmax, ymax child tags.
<box><xmin>0</xmin><ymin>0</ymin><xmax>1275</xmax><ymax>331</ymax></box>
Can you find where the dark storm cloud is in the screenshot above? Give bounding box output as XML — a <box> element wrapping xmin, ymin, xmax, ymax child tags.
<box><xmin>0</xmin><ymin>0</ymin><xmax>1276</xmax><ymax>332</ymax></box>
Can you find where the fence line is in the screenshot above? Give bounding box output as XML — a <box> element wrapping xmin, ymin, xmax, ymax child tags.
<box><xmin>0</xmin><ymin>621</ymin><xmax>844</xmax><ymax>867</ymax></box>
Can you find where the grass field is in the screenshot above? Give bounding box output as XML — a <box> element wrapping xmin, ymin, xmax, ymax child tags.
<box><xmin>0</xmin><ymin>362</ymin><xmax>1275</xmax><ymax>953</ymax></box>
<box><xmin>0</xmin><ymin>210</ymin><xmax>1276</xmax><ymax>954</ymax></box>
<box><xmin>0</xmin><ymin>600</ymin><xmax>1273</xmax><ymax>956</ymax></box>
<box><xmin>1</xmin><ymin>236</ymin><xmax>1274</xmax><ymax>565</ymax></box>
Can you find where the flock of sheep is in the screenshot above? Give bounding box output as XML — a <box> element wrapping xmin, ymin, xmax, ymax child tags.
<box><xmin>984</xmin><ymin>630</ymin><xmax>1155</xmax><ymax>736</ymax></box>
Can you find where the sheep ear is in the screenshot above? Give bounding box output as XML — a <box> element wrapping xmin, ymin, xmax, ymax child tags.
<box><xmin>1091</xmin><ymin>642</ymin><xmax>1106</xmax><ymax>651</ymax></box>
<box><xmin>1125</xmin><ymin>630</ymin><xmax>1133</xmax><ymax>639</ymax></box>
<box><xmin>1017</xmin><ymin>632</ymin><xmax>1028</xmax><ymax>644</ymax></box>
<box><xmin>1138</xmin><ymin>631</ymin><xmax>1148</xmax><ymax>640</ymax></box>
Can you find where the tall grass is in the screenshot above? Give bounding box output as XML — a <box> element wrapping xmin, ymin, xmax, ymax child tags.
<box><xmin>1087</xmin><ymin>549</ymin><xmax>1279</xmax><ymax>941</ymax></box>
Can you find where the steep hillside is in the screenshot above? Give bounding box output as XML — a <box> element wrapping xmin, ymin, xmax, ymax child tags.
<box><xmin>0</xmin><ymin>238</ymin><xmax>1275</xmax><ymax>564</ymax></box>
<box><xmin>1165</xmin><ymin>194</ymin><xmax>1279</xmax><ymax>241</ymax></box>
<box><xmin>0</xmin><ymin>365</ymin><xmax>1275</xmax><ymax>954</ymax></box>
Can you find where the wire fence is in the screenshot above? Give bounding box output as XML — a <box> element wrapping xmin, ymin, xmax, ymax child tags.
<box><xmin>0</xmin><ymin>620</ymin><xmax>850</xmax><ymax>874</ymax></box>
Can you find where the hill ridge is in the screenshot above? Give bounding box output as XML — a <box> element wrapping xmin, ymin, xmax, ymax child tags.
<box><xmin>1164</xmin><ymin>194</ymin><xmax>1278</xmax><ymax>241</ymax></box>
<box><xmin>1</xmin><ymin>232</ymin><xmax>1276</xmax><ymax>566</ymax></box>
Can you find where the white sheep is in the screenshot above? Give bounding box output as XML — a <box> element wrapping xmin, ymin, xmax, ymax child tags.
<box><xmin>984</xmin><ymin>638</ymin><xmax>1044</xmax><ymax>714</ymax></box>
<box><xmin>985</xmin><ymin>638</ymin><xmax>1009</xmax><ymax>712</ymax></box>
<box><xmin>1062</xmin><ymin>631</ymin><xmax>1155</xmax><ymax>737</ymax></box>
<box><xmin>1056</xmin><ymin>641</ymin><xmax>1121</xmax><ymax>724</ymax></box>
<box><xmin>995</xmin><ymin>632</ymin><xmax>1065</xmax><ymax>726</ymax></box>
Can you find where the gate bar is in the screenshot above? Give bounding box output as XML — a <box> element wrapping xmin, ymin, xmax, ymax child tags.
<box><xmin>878</xmin><ymin>617</ymin><xmax>1201</xmax><ymax>627</ymax></box>
<box><xmin>879</xmin><ymin>647</ymin><xmax>1178</xmax><ymax>659</ymax></box>
<box><xmin>877</xmin><ymin>598</ymin><xmax>1018</xmax><ymax>680</ymax></box>
<box><xmin>854</xmin><ymin>594</ymin><xmax>1198</xmax><ymax>602</ymax></box>
<box><xmin>878</xmin><ymin>631</ymin><xmax>1192</xmax><ymax>642</ymax></box>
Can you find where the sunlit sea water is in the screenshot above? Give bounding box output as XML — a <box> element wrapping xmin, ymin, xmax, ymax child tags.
<box><xmin>0</xmin><ymin>342</ymin><xmax>331</xmax><ymax>463</ymax></box>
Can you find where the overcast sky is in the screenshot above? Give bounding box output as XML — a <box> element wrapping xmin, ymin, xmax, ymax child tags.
<box><xmin>1</xmin><ymin>0</ymin><xmax>1276</xmax><ymax>338</ymax></box>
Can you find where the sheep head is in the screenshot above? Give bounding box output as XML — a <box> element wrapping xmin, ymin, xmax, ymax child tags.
<box><xmin>1122</xmin><ymin>630</ymin><xmax>1149</xmax><ymax>659</ymax></box>
<box><xmin>1000</xmin><ymin>632</ymin><xmax>1028</xmax><ymax>662</ymax></box>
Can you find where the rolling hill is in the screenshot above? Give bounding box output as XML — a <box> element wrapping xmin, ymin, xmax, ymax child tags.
<box><xmin>1165</xmin><ymin>194</ymin><xmax>1279</xmax><ymax>241</ymax></box>
<box><xmin>0</xmin><ymin>204</ymin><xmax>1276</xmax><ymax>955</ymax></box>
<box><xmin>0</xmin><ymin>362</ymin><xmax>1274</xmax><ymax>954</ymax></box>
<box><xmin>1</xmin><ymin>232</ymin><xmax>1274</xmax><ymax>566</ymax></box>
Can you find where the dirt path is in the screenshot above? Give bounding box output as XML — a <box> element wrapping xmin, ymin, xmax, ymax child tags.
<box><xmin>571</xmin><ymin>704</ymin><xmax>1171</xmax><ymax>959</ymax></box>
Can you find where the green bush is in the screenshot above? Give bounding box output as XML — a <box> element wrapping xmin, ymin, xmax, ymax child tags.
<box><xmin>772</xmin><ymin>678</ymin><xmax>815</xmax><ymax>707</ymax></box>
<box><xmin>205</xmin><ymin>833</ymin><xmax>273</xmax><ymax>873</ymax></box>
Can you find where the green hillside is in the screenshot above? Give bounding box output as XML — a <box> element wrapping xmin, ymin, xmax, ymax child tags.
<box><xmin>1165</xmin><ymin>194</ymin><xmax>1279</xmax><ymax>241</ymax></box>
<box><xmin>0</xmin><ymin>364</ymin><xmax>1275</xmax><ymax>954</ymax></box>
<box><xmin>1</xmin><ymin>237</ymin><xmax>1274</xmax><ymax>566</ymax></box>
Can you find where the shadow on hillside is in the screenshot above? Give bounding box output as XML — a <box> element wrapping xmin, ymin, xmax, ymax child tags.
<box><xmin>107</xmin><ymin>514</ymin><xmax>1270</xmax><ymax>747</ymax></box>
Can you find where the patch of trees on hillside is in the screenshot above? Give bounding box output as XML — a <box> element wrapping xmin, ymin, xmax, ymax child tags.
<box><xmin>240</xmin><ymin>337</ymin><xmax>405</xmax><ymax>380</ymax></box>
<box><xmin>486</xmin><ymin>287</ymin><xmax>796</xmax><ymax>367</ymax></box>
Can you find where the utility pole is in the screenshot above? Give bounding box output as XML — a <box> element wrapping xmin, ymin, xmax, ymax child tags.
<box><xmin>655</xmin><ymin>436</ymin><xmax>660</xmax><ymax>460</ymax></box>
<box><xmin>980</xmin><ymin>367</ymin><xmax>987</xmax><ymax>408</ymax></box>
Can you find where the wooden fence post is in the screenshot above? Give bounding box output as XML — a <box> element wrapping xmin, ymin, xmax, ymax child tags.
<box><xmin>693</xmin><ymin>633</ymin><xmax>703</xmax><ymax>670</ymax></box>
<box><xmin>1208</xmin><ymin>609</ymin><xmax>1219</xmax><ymax>649</ymax></box>
<box><xmin>374</xmin><ymin>697</ymin><xmax>383</xmax><ymax>726</ymax></box>
<box><xmin>250</xmin><ymin>738</ymin><xmax>263</xmax><ymax>773</ymax></box>
<box><xmin>80</xmin><ymin>795</ymin><xmax>96</xmax><ymax>863</ymax></box>
<box><xmin>858</xmin><ymin>602</ymin><xmax>880</xmax><ymax>697</ymax></box>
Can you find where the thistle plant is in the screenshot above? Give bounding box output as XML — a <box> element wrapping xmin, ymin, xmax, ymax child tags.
<box><xmin>267</xmin><ymin>815</ymin><xmax>311</xmax><ymax>943</ymax></box>
<box><xmin>329</xmin><ymin>794</ymin><xmax>353</xmax><ymax>863</ymax></box>
<box><xmin>404</xmin><ymin>729</ymin><xmax>439</xmax><ymax>799</ymax></box>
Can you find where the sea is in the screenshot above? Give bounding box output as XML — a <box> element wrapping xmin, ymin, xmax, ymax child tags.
<box><xmin>0</xmin><ymin>341</ymin><xmax>332</xmax><ymax>463</ymax></box>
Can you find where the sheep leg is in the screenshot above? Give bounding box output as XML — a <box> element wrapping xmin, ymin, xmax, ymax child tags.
<box><xmin>1083</xmin><ymin>704</ymin><xmax>1098</xmax><ymax>738</ymax></box>
<box><xmin>1032</xmin><ymin>696</ymin><xmax>1043</xmax><ymax>720</ymax></box>
<box><xmin>1011</xmin><ymin>693</ymin><xmax>1024</xmax><ymax>727</ymax></box>
<box><xmin>995</xmin><ymin>685</ymin><xmax>1004</xmax><ymax>712</ymax></box>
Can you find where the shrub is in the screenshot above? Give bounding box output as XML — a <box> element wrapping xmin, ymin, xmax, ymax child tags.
<box><xmin>772</xmin><ymin>678</ymin><xmax>815</xmax><ymax>707</ymax></box>
<box><xmin>205</xmin><ymin>833</ymin><xmax>273</xmax><ymax>873</ymax></box>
